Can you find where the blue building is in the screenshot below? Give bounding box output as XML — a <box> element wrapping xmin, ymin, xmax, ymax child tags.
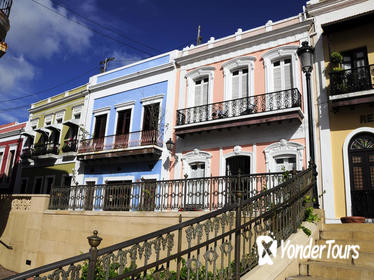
<box><xmin>75</xmin><ymin>51</ymin><xmax>178</xmax><ymax>210</ymax></box>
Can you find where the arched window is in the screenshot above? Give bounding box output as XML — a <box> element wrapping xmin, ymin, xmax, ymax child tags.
<box><xmin>185</xmin><ymin>67</ymin><xmax>215</xmax><ymax>107</ymax></box>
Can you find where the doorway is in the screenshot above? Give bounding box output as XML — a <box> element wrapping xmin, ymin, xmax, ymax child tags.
<box><xmin>226</xmin><ymin>156</ymin><xmax>251</xmax><ymax>201</ymax></box>
<box><xmin>348</xmin><ymin>133</ymin><xmax>374</xmax><ymax>218</ymax></box>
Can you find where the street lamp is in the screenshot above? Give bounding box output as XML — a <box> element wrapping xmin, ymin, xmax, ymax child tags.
<box><xmin>297</xmin><ymin>41</ymin><xmax>319</xmax><ymax>208</ymax></box>
<box><xmin>166</xmin><ymin>138</ymin><xmax>175</xmax><ymax>152</ymax></box>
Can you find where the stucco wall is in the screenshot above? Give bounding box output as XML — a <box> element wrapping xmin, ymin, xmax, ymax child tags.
<box><xmin>0</xmin><ymin>194</ymin><xmax>201</xmax><ymax>273</ymax></box>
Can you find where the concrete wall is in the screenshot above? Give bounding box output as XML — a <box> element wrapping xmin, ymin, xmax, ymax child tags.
<box><xmin>0</xmin><ymin>194</ymin><xmax>200</xmax><ymax>273</ymax></box>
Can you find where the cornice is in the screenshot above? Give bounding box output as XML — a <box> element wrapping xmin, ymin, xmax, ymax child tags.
<box><xmin>175</xmin><ymin>20</ymin><xmax>312</xmax><ymax>66</ymax></box>
<box><xmin>29</xmin><ymin>89</ymin><xmax>88</xmax><ymax>114</ymax></box>
<box><xmin>89</xmin><ymin>62</ymin><xmax>175</xmax><ymax>92</ymax></box>
<box><xmin>0</xmin><ymin>128</ymin><xmax>24</xmax><ymax>139</ymax></box>
<box><xmin>306</xmin><ymin>0</ymin><xmax>368</xmax><ymax>16</ymax></box>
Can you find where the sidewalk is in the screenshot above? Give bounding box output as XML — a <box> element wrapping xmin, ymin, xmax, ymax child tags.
<box><xmin>0</xmin><ymin>265</ymin><xmax>15</xmax><ymax>279</ymax></box>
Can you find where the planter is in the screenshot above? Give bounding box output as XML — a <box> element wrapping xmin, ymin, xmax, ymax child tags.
<box><xmin>340</xmin><ymin>216</ymin><xmax>365</xmax><ymax>223</ymax></box>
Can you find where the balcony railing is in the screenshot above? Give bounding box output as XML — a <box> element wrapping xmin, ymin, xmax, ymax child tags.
<box><xmin>77</xmin><ymin>130</ymin><xmax>161</xmax><ymax>154</ymax></box>
<box><xmin>49</xmin><ymin>172</ymin><xmax>289</xmax><ymax>211</ymax></box>
<box><xmin>330</xmin><ymin>64</ymin><xmax>374</xmax><ymax>96</ymax></box>
<box><xmin>30</xmin><ymin>142</ymin><xmax>60</xmax><ymax>157</ymax></box>
<box><xmin>0</xmin><ymin>0</ymin><xmax>12</xmax><ymax>17</ymax></box>
<box><xmin>20</xmin><ymin>147</ymin><xmax>33</xmax><ymax>159</ymax></box>
<box><xmin>62</xmin><ymin>138</ymin><xmax>78</xmax><ymax>153</ymax></box>
<box><xmin>176</xmin><ymin>88</ymin><xmax>301</xmax><ymax>126</ymax></box>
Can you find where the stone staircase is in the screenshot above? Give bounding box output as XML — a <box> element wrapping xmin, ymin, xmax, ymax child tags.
<box><xmin>287</xmin><ymin>223</ymin><xmax>374</xmax><ymax>280</ymax></box>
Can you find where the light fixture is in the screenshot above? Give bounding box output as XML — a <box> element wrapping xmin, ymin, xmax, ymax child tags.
<box><xmin>297</xmin><ymin>41</ymin><xmax>314</xmax><ymax>73</ymax></box>
<box><xmin>166</xmin><ymin>138</ymin><xmax>175</xmax><ymax>152</ymax></box>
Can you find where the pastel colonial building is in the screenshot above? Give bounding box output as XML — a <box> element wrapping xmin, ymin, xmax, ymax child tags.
<box><xmin>73</xmin><ymin>51</ymin><xmax>178</xmax><ymax>210</ymax></box>
<box><xmin>20</xmin><ymin>85</ymin><xmax>88</xmax><ymax>194</ymax></box>
<box><xmin>170</xmin><ymin>15</ymin><xmax>312</xmax><ymax>184</ymax></box>
<box><xmin>307</xmin><ymin>0</ymin><xmax>374</xmax><ymax>222</ymax></box>
<box><xmin>0</xmin><ymin>122</ymin><xmax>25</xmax><ymax>193</ymax></box>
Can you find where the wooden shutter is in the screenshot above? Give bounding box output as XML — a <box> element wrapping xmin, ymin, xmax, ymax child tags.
<box><xmin>195</xmin><ymin>81</ymin><xmax>202</xmax><ymax>106</ymax></box>
<box><xmin>232</xmin><ymin>71</ymin><xmax>239</xmax><ymax>99</ymax></box>
<box><xmin>284</xmin><ymin>59</ymin><xmax>293</xmax><ymax>90</ymax></box>
<box><xmin>241</xmin><ymin>69</ymin><xmax>248</xmax><ymax>97</ymax></box>
<box><xmin>202</xmin><ymin>79</ymin><xmax>209</xmax><ymax>105</ymax></box>
<box><xmin>273</xmin><ymin>62</ymin><xmax>282</xmax><ymax>91</ymax></box>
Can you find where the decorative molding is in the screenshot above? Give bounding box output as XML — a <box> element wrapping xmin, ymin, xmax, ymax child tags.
<box><xmin>114</xmin><ymin>101</ymin><xmax>136</xmax><ymax>109</ymax></box>
<box><xmin>11</xmin><ymin>197</ymin><xmax>31</xmax><ymax>211</ymax></box>
<box><xmin>185</xmin><ymin>67</ymin><xmax>215</xmax><ymax>107</ymax></box>
<box><xmin>181</xmin><ymin>149</ymin><xmax>212</xmax><ymax>177</ymax></box>
<box><xmin>221</xmin><ymin>146</ymin><xmax>254</xmax><ymax>175</ymax></box>
<box><xmin>93</xmin><ymin>107</ymin><xmax>111</xmax><ymax>115</ymax></box>
<box><xmin>264</xmin><ymin>139</ymin><xmax>304</xmax><ymax>172</ymax></box>
<box><xmin>222</xmin><ymin>56</ymin><xmax>256</xmax><ymax>100</ymax></box>
<box><xmin>140</xmin><ymin>94</ymin><xmax>164</xmax><ymax>104</ymax></box>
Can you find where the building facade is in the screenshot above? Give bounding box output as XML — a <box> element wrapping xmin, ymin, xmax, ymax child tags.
<box><xmin>20</xmin><ymin>85</ymin><xmax>88</xmax><ymax>194</ymax></box>
<box><xmin>73</xmin><ymin>51</ymin><xmax>178</xmax><ymax>210</ymax></box>
<box><xmin>170</xmin><ymin>16</ymin><xmax>312</xmax><ymax>189</ymax></box>
<box><xmin>0</xmin><ymin>122</ymin><xmax>25</xmax><ymax>193</ymax></box>
<box><xmin>308</xmin><ymin>0</ymin><xmax>374</xmax><ymax>222</ymax></box>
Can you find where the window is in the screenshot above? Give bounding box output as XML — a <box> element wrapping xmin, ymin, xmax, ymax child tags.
<box><xmin>274</xmin><ymin>155</ymin><xmax>296</xmax><ymax>172</ymax></box>
<box><xmin>142</xmin><ymin>103</ymin><xmax>159</xmax><ymax>131</ymax></box>
<box><xmin>187</xmin><ymin>163</ymin><xmax>206</xmax><ymax>209</ymax></box>
<box><xmin>116</xmin><ymin>109</ymin><xmax>131</xmax><ymax>135</ymax></box>
<box><xmin>341</xmin><ymin>47</ymin><xmax>368</xmax><ymax>70</ymax></box>
<box><xmin>0</xmin><ymin>152</ymin><xmax>3</xmax><ymax>182</ymax></box>
<box><xmin>273</xmin><ymin>58</ymin><xmax>293</xmax><ymax>91</ymax></box>
<box><xmin>74</xmin><ymin>112</ymin><xmax>81</xmax><ymax>120</ymax></box>
<box><xmin>6</xmin><ymin>150</ymin><xmax>15</xmax><ymax>182</ymax></box>
<box><xmin>232</xmin><ymin>68</ymin><xmax>248</xmax><ymax>99</ymax></box>
<box><xmin>44</xmin><ymin>115</ymin><xmax>53</xmax><ymax>126</ymax></box>
<box><xmin>261</xmin><ymin>45</ymin><xmax>299</xmax><ymax>93</ymax></box>
<box><xmin>190</xmin><ymin>162</ymin><xmax>205</xmax><ymax>178</ymax></box>
<box><xmin>194</xmin><ymin>77</ymin><xmax>209</xmax><ymax>106</ymax></box>
<box><xmin>94</xmin><ymin>114</ymin><xmax>107</xmax><ymax>138</ymax></box>
<box><xmin>33</xmin><ymin>177</ymin><xmax>43</xmax><ymax>194</ymax></box>
<box><xmin>44</xmin><ymin>176</ymin><xmax>54</xmax><ymax>194</ymax></box>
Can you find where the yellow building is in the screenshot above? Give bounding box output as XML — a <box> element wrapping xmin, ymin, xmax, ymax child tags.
<box><xmin>308</xmin><ymin>0</ymin><xmax>374</xmax><ymax>222</ymax></box>
<box><xmin>19</xmin><ymin>85</ymin><xmax>88</xmax><ymax>193</ymax></box>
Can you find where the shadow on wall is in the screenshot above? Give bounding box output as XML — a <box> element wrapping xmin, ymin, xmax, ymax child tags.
<box><xmin>0</xmin><ymin>194</ymin><xmax>12</xmax><ymax>249</ymax></box>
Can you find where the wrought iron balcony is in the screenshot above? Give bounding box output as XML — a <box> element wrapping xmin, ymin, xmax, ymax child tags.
<box><xmin>49</xmin><ymin>172</ymin><xmax>288</xmax><ymax>211</ymax></box>
<box><xmin>175</xmin><ymin>89</ymin><xmax>302</xmax><ymax>135</ymax></box>
<box><xmin>20</xmin><ymin>147</ymin><xmax>33</xmax><ymax>159</ymax></box>
<box><xmin>77</xmin><ymin>130</ymin><xmax>162</xmax><ymax>161</ymax></box>
<box><xmin>62</xmin><ymin>138</ymin><xmax>78</xmax><ymax>153</ymax></box>
<box><xmin>329</xmin><ymin>64</ymin><xmax>374</xmax><ymax>96</ymax></box>
<box><xmin>32</xmin><ymin>142</ymin><xmax>60</xmax><ymax>156</ymax></box>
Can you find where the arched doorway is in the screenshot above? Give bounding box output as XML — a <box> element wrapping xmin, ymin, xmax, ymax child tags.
<box><xmin>348</xmin><ymin>132</ymin><xmax>374</xmax><ymax>218</ymax></box>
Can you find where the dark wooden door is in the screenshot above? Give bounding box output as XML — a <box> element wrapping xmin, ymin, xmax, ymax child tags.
<box><xmin>349</xmin><ymin>133</ymin><xmax>374</xmax><ymax>218</ymax></box>
<box><xmin>226</xmin><ymin>156</ymin><xmax>251</xmax><ymax>202</ymax></box>
<box><xmin>142</xmin><ymin>179</ymin><xmax>157</xmax><ymax>211</ymax></box>
<box><xmin>115</xmin><ymin>109</ymin><xmax>131</xmax><ymax>148</ymax></box>
<box><xmin>104</xmin><ymin>180</ymin><xmax>132</xmax><ymax>211</ymax></box>
<box><xmin>142</xmin><ymin>103</ymin><xmax>159</xmax><ymax>145</ymax></box>
<box><xmin>93</xmin><ymin>114</ymin><xmax>107</xmax><ymax>150</ymax></box>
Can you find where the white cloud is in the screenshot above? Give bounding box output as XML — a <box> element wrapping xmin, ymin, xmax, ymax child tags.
<box><xmin>108</xmin><ymin>50</ymin><xmax>142</xmax><ymax>70</ymax></box>
<box><xmin>0</xmin><ymin>54</ymin><xmax>35</xmax><ymax>92</ymax></box>
<box><xmin>6</xmin><ymin>0</ymin><xmax>94</xmax><ymax>59</ymax></box>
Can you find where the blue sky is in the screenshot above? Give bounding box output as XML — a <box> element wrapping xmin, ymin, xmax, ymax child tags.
<box><xmin>0</xmin><ymin>0</ymin><xmax>307</xmax><ymax>124</ymax></box>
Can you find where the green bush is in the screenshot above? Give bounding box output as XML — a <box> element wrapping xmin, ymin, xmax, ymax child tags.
<box><xmin>330</xmin><ymin>52</ymin><xmax>343</xmax><ymax>66</ymax></box>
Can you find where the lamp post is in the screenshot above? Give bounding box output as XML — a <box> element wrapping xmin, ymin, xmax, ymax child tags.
<box><xmin>297</xmin><ymin>41</ymin><xmax>319</xmax><ymax>208</ymax></box>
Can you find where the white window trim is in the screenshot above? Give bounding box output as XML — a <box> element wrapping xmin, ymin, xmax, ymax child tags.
<box><xmin>139</xmin><ymin>97</ymin><xmax>163</xmax><ymax>132</ymax></box>
<box><xmin>181</xmin><ymin>149</ymin><xmax>212</xmax><ymax>178</ymax></box>
<box><xmin>342</xmin><ymin>127</ymin><xmax>374</xmax><ymax>217</ymax></box>
<box><xmin>221</xmin><ymin>146</ymin><xmax>255</xmax><ymax>176</ymax></box>
<box><xmin>32</xmin><ymin>176</ymin><xmax>44</xmax><ymax>194</ymax></box>
<box><xmin>264</xmin><ymin>139</ymin><xmax>304</xmax><ymax>172</ymax></box>
<box><xmin>0</xmin><ymin>147</ymin><xmax>5</xmax><ymax>172</ymax></box>
<box><xmin>30</xmin><ymin>118</ymin><xmax>39</xmax><ymax>130</ymax></box>
<box><xmin>261</xmin><ymin>45</ymin><xmax>300</xmax><ymax>93</ymax></box>
<box><xmin>92</xmin><ymin>109</ymin><xmax>110</xmax><ymax>138</ymax></box>
<box><xmin>185</xmin><ymin>66</ymin><xmax>215</xmax><ymax>107</ymax></box>
<box><xmin>72</xmin><ymin>105</ymin><xmax>83</xmax><ymax>120</ymax></box>
<box><xmin>44</xmin><ymin>114</ymin><xmax>53</xmax><ymax>126</ymax></box>
<box><xmin>84</xmin><ymin>177</ymin><xmax>98</xmax><ymax>184</ymax></box>
<box><xmin>113</xmin><ymin>103</ymin><xmax>134</xmax><ymax>136</ymax></box>
<box><xmin>43</xmin><ymin>175</ymin><xmax>55</xmax><ymax>194</ymax></box>
<box><xmin>222</xmin><ymin>56</ymin><xmax>256</xmax><ymax>101</ymax></box>
<box><xmin>54</xmin><ymin>110</ymin><xmax>65</xmax><ymax>124</ymax></box>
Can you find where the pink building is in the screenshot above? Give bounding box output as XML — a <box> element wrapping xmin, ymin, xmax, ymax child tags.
<box><xmin>170</xmin><ymin>15</ymin><xmax>312</xmax><ymax>183</ymax></box>
<box><xmin>0</xmin><ymin>122</ymin><xmax>26</xmax><ymax>193</ymax></box>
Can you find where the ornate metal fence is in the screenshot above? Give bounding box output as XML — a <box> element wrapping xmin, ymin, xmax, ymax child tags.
<box><xmin>8</xmin><ymin>165</ymin><xmax>315</xmax><ymax>280</ymax></box>
<box><xmin>77</xmin><ymin>130</ymin><xmax>161</xmax><ymax>154</ymax></box>
<box><xmin>49</xmin><ymin>172</ymin><xmax>286</xmax><ymax>211</ymax></box>
<box><xmin>176</xmin><ymin>88</ymin><xmax>301</xmax><ymax>126</ymax></box>
<box><xmin>329</xmin><ymin>64</ymin><xmax>374</xmax><ymax>95</ymax></box>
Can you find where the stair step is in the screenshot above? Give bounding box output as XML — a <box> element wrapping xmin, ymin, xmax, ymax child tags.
<box><xmin>303</xmin><ymin>261</ymin><xmax>374</xmax><ymax>280</ymax></box>
<box><xmin>320</xmin><ymin>230</ymin><xmax>374</xmax><ymax>241</ymax></box>
<box><xmin>316</xmin><ymin>239</ymin><xmax>374</xmax><ymax>253</ymax></box>
<box><xmin>322</xmin><ymin>224</ymin><xmax>374</xmax><ymax>232</ymax></box>
<box><xmin>286</xmin><ymin>277</ymin><xmax>326</xmax><ymax>280</ymax></box>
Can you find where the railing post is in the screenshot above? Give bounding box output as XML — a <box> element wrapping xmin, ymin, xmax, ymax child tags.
<box><xmin>176</xmin><ymin>214</ymin><xmax>182</xmax><ymax>280</ymax></box>
<box><xmin>87</xmin><ymin>230</ymin><xmax>102</xmax><ymax>280</ymax></box>
<box><xmin>234</xmin><ymin>192</ymin><xmax>242</xmax><ymax>280</ymax></box>
<box><xmin>183</xmin><ymin>174</ymin><xmax>188</xmax><ymax>209</ymax></box>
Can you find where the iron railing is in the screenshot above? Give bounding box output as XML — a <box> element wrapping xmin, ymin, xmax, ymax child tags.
<box><xmin>0</xmin><ymin>0</ymin><xmax>12</xmax><ymax>17</ymax></box>
<box><xmin>7</xmin><ymin>164</ymin><xmax>315</xmax><ymax>280</ymax></box>
<box><xmin>32</xmin><ymin>142</ymin><xmax>60</xmax><ymax>156</ymax></box>
<box><xmin>329</xmin><ymin>64</ymin><xmax>374</xmax><ymax>95</ymax></box>
<box><xmin>62</xmin><ymin>138</ymin><xmax>78</xmax><ymax>153</ymax></box>
<box><xmin>20</xmin><ymin>147</ymin><xmax>33</xmax><ymax>159</ymax></box>
<box><xmin>176</xmin><ymin>88</ymin><xmax>302</xmax><ymax>126</ymax></box>
<box><xmin>49</xmin><ymin>172</ymin><xmax>287</xmax><ymax>211</ymax></box>
<box><xmin>77</xmin><ymin>130</ymin><xmax>161</xmax><ymax>154</ymax></box>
